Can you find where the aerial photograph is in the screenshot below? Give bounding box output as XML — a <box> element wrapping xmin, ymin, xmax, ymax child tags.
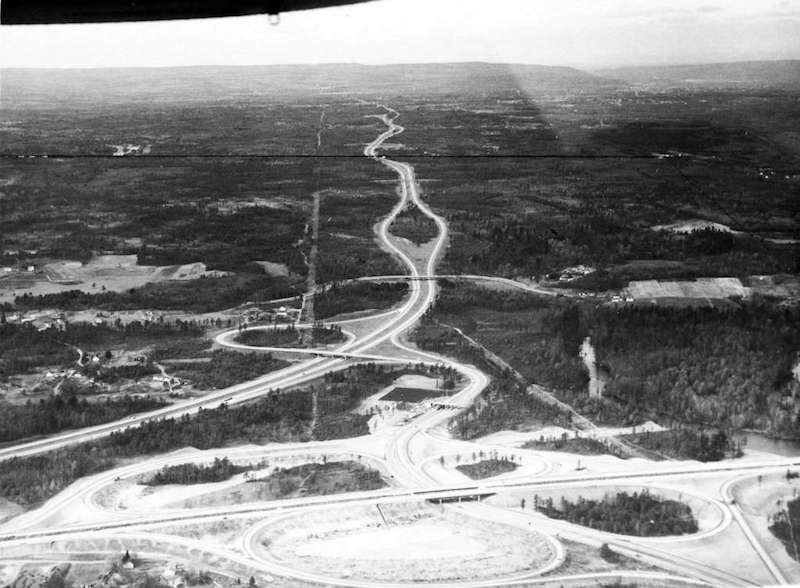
<box><xmin>0</xmin><ymin>0</ymin><xmax>799</xmax><ymax>586</ymax></box>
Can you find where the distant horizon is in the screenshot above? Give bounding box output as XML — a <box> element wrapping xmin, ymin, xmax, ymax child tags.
<box><xmin>1</xmin><ymin>57</ymin><xmax>798</xmax><ymax>72</ymax></box>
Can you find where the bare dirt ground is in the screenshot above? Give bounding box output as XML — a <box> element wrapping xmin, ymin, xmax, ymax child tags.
<box><xmin>97</xmin><ymin>455</ymin><xmax>389</xmax><ymax>512</ymax></box>
<box><xmin>478</xmin><ymin>421</ymin><xmax>664</xmax><ymax>447</ymax></box>
<box><xmin>0</xmin><ymin>498</ymin><xmax>23</xmax><ymax>526</ymax></box>
<box><xmin>162</xmin><ymin>517</ymin><xmax>264</xmax><ymax>552</ymax></box>
<box><xmin>356</xmin><ymin>374</ymin><xmax>458</xmax><ymax>434</ymax></box>
<box><xmin>731</xmin><ymin>472</ymin><xmax>800</xmax><ymax>583</ymax></box>
<box><xmin>259</xmin><ymin>502</ymin><xmax>556</xmax><ymax>583</ymax></box>
<box><xmin>252</xmin><ymin>261</ymin><xmax>290</xmax><ymax>277</ymax></box>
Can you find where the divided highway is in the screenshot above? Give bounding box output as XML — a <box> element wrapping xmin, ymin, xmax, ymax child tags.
<box><xmin>0</xmin><ymin>106</ymin><xmax>791</xmax><ymax>588</ymax></box>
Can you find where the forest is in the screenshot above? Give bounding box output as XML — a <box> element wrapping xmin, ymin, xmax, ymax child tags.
<box><xmin>167</xmin><ymin>350</ymin><xmax>289</xmax><ymax>390</ymax></box>
<box><xmin>579</xmin><ymin>301</ymin><xmax>800</xmax><ymax>438</ymax></box>
<box><xmin>0</xmin><ymin>389</ymin><xmax>312</xmax><ymax>505</ymax></box>
<box><xmin>441</xmin><ymin>200</ymin><xmax>798</xmax><ymax>287</ymax></box>
<box><xmin>314</xmin><ymin>282</ymin><xmax>408</xmax><ymax>320</ymax></box>
<box><xmin>425</xmin><ymin>281</ymin><xmax>589</xmax><ymax>395</ymax></box>
<box><xmin>0</xmin><ymin>319</ymin><xmax>206</xmax><ymax>378</ymax></box>
<box><xmin>0</xmin><ymin>155</ymin><xmax>313</xmax><ymax>278</ymax></box>
<box><xmin>411</xmin><ymin>300</ymin><xmax>577</xmax><ymax>439</ymax></box>
<box><xmin>450</xmin><ymin>375</ymin><xmax>573</xmax><ymax>440</ymax></box>
<box><xmin>131</xmin><ymin>206</ymin><xmax>308</xmax><ymax>274</ymax></box>
<box><xmin>534</xmin><ymin>490</ymin><xmax>698</xmax><ymax>536</ymax></box>
<box><xmin>14</xmin><ymin>272</ymin><xmax>299</xmax><ymax>314</ymax></box>
<box><xmin>0</xmin><ymin>363</ymin><xmax>439</xmax><ymax>504</ymax></box>
<box><xmin>416</xmin><ymin>123</ymin><xmax>799</xmax><ymax>286</ymax></box>
<box><xmin>389</xmin><ymin>205</ymin><xmax>440</xmax><ymax>245</ymax></box>
<box><xmin>0</xmin><ymin>394</ymin><xmax>165</xmax><ymax>444</ymax></box>
<box><xmin>619</xmin><ymin>428</ymin><xmax>738</xmax><ymax>462</ymax></box>
<box><xmin>145</xmin><ymin>457</ymin><xmax>248</xmax><ymax>486</ymax></box>
<box><xmin>423</xmin><ymin>282</ymin><xmax>800</xmax><ymax>439</ymax></box>
<box><xmin>315</xmin><ymin>187</ymin><xmax>404</xmax><ymax>284</ymax></box>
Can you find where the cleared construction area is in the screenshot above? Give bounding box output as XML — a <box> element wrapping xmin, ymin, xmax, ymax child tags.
<box><xmin>253</xmin><ymin>502</ymin><xmax>559</xmax><ymax>583</ymax></box>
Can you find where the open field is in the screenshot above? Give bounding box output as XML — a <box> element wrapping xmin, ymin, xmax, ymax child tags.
<box><xmin>0</xmin><ymin>255</ymin><xmax>226</xmax><ymax>305</ymax></box>
<box><xmin>626</xmin><ymin>277</ymin><xmax>749</xmax><ymax>301</ymax></box>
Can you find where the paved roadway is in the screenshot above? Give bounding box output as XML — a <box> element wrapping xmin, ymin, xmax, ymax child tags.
<box><xmin>0</xmin><ymin>106</ymin><xmax>792</xmax><ymax>588</ymax></box>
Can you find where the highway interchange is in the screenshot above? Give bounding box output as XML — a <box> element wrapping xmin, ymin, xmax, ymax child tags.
<box><xmin>1</xmin><ymin>108</ymin><xmax>799</xmax><ymax>588</ymax></box>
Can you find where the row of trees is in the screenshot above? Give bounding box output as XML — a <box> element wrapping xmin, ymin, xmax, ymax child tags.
<box><xmin>522</xmin><ymin>435</ymin><xmax>616</xmax><ymax>457</ymax></box>
<box><xmin>234</xmin><ymin>323</ymin><xmax>344</xmax><ymax>348</ymax></box>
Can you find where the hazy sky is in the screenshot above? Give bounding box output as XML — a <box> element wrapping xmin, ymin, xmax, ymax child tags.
<box><xmin>1</xmin><ymin>0</ymin><xmax>799</xmax><ymax>69</ymax></box>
